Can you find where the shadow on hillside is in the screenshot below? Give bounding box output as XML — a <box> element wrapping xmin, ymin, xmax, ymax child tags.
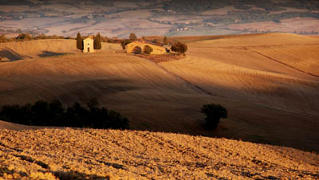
<box><xmin>0</xmin><ymin>48</ymin><xmax>24</xmax><ymax>62</ymax></box>
<box><xmin>39</xmin><ymin>51</ymin><xmax>71</xmax><ymax>57</ymax></box>
<box><xmin>1</xmin><ymin>76</ymin><xmax>319</xmax><ymax>153</ymax></box>
<box><xmin>58</xmin><ymin>79</ymin><xmax>139</xmax><ymax>103</ymax></box>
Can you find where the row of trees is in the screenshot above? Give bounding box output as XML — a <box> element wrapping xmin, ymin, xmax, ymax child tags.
<box><xmin>121</xmin><ymin>33</ymin><xmax>188</xmax><ymax>55</ymax></box>
<box><xmin>130</xmin><ymin>41</ymin><xmax>187</xmax><ymax>55</ymax></box>
<box><xmin>0</xmin><ymin>100</ymin><xmax>227</xmax><ymax>130</ymax></box>
<box><xmin>0</xmin><ymin>33</ymin><xmax>70</xmax><ymax>43</ymax></box>
<box><xmin>76</xmin><ymin>32</ymin><xmax>102</xmax><ymax>50</ymax></box>
<box><xmin>0</xmin><ymin>100</ymin><xmax>227</xmax><ymax>131</ymax></box>
<box><xmin>0</xmin><ymin>99</ymin><xmax>129</xmax><ymax>129</ymax></box>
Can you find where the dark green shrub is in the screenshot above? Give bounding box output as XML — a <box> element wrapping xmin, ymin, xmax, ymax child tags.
<box><xmin>143</xmin><ymin>45</ymin><xmax>153</xmax><ymax>54</ymax></box>
<box><xmin>171</xmin><ymin>41</ymin><xmax>188</xmax><ymax>54</ymax></box>
<box><xmin>132</xmin><ymin>46</ymin><xmax>142</xmax><ymax>54</ymax></box>
<box><xmin>201</xmin><ymin>104</ymin><xmax>227</xmax><ymax>130</ymax></box>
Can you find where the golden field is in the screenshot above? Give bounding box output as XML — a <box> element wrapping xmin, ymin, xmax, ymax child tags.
<box><xmin>0</xmin><ymin>126</ymin><xmax>318</xmax><ymax>179</ymax></box>
<box><xmin>0</xmin><ymin>33</ymin><xmax>319</xmax><ymax>179</ymax></box>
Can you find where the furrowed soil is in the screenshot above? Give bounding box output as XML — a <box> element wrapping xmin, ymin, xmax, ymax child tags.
<box><xmin>0</xmin><ymin>127</ymin><xmax>318</xmax><ymax>179</ymax></box>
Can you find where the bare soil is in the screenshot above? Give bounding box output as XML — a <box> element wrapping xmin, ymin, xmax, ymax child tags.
<box><xmin>0</xmin><ymin>126</ymin><xmax>318</xmax><ymax>179</ymax></box>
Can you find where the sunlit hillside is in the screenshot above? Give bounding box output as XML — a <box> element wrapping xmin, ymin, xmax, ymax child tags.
<box><xmin>0</xmin><ymin>33</ymin><xmax>319</xmax><ymax>178</ymax></box>
<box><xmin>0</xmin><ymin>125</ymin><xmax>318</xmax><ymax>179</ymax></box>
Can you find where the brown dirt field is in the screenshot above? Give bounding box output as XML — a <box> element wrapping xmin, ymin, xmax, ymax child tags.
<box><xmin>0</xmin><ymin>33</ymin><xmax>319</xmax><ymax>178</ymax></box>
<box><xmin>0</xmin><ymin>128</ymin><xmax>318</xmax><ymax>179</ymax></box>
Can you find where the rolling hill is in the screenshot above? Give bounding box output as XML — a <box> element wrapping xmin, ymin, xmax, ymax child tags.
<box><xmin>0</xmin><ymin>126</ymin><xmax>318</xmax><ymax>179</ymax></box>
<box><xmin>0</xmin><ymin>33</ymin><xmax>318</xmax><ymax>178</ymax></box>
<box><xmin>1</xmin><ymin>0</ymin><xmax>319</xmax><ymax>37</ymax></box>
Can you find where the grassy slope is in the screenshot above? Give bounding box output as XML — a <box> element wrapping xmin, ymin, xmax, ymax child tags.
<box><xmin>0</xmin><ymin>128</ymin><xmax>318</xmax><ymax>179</ymax></box>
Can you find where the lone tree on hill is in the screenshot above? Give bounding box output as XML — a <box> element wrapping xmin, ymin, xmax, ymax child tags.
<box><xmin>121</xmin><ymin>39</ymin><xmax>132</xmax><ymax>50</ymax></box>
<box><xmin>94</xmin><ymin>33</ymin><xmax>102</xmax><ymax>49</ymax></box>
<box><xmin>201</xmin><ymin>104</ymin><xmax>227</xmax><ymax>130</ymax></box>
<box><xmin>129</xmin><ymin>33</ymin><xmax>137</xmax><ymax>41</ymax></box>
<box><xmin>76</xmin><ymin>32</ymin><xmax>83</xmax><ymax>50</ymax></box>
<box><xmin>132</xmin><ymin>46</ymin><xmax>142</xmax><ymax>54</ymax></box>
<box><xmin>163</xmin><ymin>36</ymin><xmax>168</xmax><ymax>45</ymax></box>
<box><xmin>171</xmin><ymin>41</ymin><xmax>188</xmax><ymax>55</ymax></box>
<box><xmin>143</xmin><ymin>45</ymin><xmax>153</xmax><ymax>54</ymax></box>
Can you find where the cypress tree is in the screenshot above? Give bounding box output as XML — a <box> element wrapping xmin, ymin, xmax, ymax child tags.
<box><xmin>163</xmin><ymin>36</ymin><xmax>168</xmax><ymax>45</ymax></box>
<box><xmin>76</xmin><ymin>32</ymin><xmax>83</xmax><ymax>50</ymax></box>
<box><xmin>94</xmin><ymin>33</ymin><xmax>102</xmax><ymax>49</ymax></box>
<box><xmin>129</xmin><ymin>33</ymin><xmax>137</xmax><ymax>41</ymax></box>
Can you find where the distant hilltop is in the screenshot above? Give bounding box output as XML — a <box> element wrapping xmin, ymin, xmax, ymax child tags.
<box><xmin>0</xmin><ymin>0</ymin><xmax>319</xmax><ymax>37</ymax></box>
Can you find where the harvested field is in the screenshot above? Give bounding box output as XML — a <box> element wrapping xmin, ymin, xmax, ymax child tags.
<box><xmin>0</xmin><ymin>127</ymin><xmax>318</xmax><ymax>179</ymax></box>
<box><xmin>0</xmin><ymin>33</ymin><xmax>319</xmax><ymax>179</ymax></box>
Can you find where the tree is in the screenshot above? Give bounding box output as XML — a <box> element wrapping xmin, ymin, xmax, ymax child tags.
<box><xmin>143</xmin><ymin>45</ymin><xmax>153</xmax><ymax>54</ymax></box>
<box><xmin>129</xmin><ymin>33</ymin><xmax>137</xmax><ymax>41</ymax></box>
<box><xmin>163</xmin><ymin>36</ymin><xmax>168</xmax><ymax>45</ymax></box>
<box><xmin>171</xmin><ymin>41</ymin><xmax>188</xmax><ymax>55</ymax></box>
<box><xmin>76</xmin><ymin>32</ymin><xmax>83</xmax><ymax>50</ymax></box>
<box><xmin>16</xmin><ymin>33</ymin><xmax>32</xmax><ymax>41</ymax></box>
<box><xmin>121</xmin><ymin>39</ymin><xmax>132</xmax><ymax>50</ymax></box>
<box><xmin>94</xmin><ymin>33</ymin><xmax>102</xmax><ymax>49</ymax></box>
<box><xmin>132</xmin><ymin>46</ymin><xmax>142</xmax><ymax>54</ymax></box>
<box><xmin>201</xmin><ymin>104</ymin><xmax>227</xmax><ymax>130</ymax></box>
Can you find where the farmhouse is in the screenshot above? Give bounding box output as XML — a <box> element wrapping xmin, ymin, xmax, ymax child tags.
<box><xmin>83</xmin><ymin>36</ymin><xmax>94</xmax><ymax>53</ymax></box>
<box><xmin>126</xmin><ymin>41</ymin><xmax>168</xmax><ymax>55</ymax></box>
